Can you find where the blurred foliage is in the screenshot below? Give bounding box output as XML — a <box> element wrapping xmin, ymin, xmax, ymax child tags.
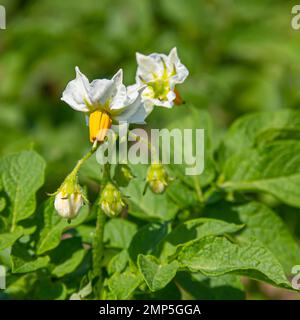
<box><xmin>1</xmin><ymin>0</ymin><xmax>300</xmax><ymax>192</ymax></box>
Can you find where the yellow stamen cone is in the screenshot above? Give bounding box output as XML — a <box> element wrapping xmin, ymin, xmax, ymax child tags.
<box><xmin>89</xmin><ymin>111</ymin><xmax>112</xmax><ymax>142</ymax></box>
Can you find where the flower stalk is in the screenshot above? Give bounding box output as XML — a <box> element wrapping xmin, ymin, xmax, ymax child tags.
<box><xmin>92</xmin><ymin>163</ymin><xmax>110</xmax><ymax>299</ymax></box>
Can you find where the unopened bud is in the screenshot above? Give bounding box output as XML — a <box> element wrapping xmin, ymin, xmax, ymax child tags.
<box><xmin>54</xmin><ymin>191</ymin><xmax>83</xmax><ymax>220</ymax></box>
<box><xmin>100</xmin><ymin>183</ymin><xmax>125</xmax><ymax>217</ymax></box>
<box><xmin>146</xmin><ymin>163</ymin><xmax>168</xmax><ymax>194</ymax></box>
<box><xmin>113</xmin><ymin>164</ymin><xmax>134</xmax><ymax>187</ymax></box>
<box><xmin>53</xmin><ymin>174</ymin><xmax>85</xmax><ymax>220</ymax></box>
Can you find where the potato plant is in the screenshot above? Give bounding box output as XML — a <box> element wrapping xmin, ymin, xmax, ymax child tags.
<box><xmin>0</xmin><ymin>0</ymin><xmax>300</xmax><ymax>301</ymax></box>
<box><xmin>1</xmin><ymin>105</ymin><xmax>300</xmax><ymax>299</ymax></box>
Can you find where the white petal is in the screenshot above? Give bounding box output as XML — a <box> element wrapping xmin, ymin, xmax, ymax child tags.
<box><xmin>135</xmin><ymin>52</ymin><xmax>164</xmax><ymax>83</ymax></box>
<box><xmin>110</xmin><ymin>83</ymin><xmax>127</xmax><ymax>111</ymax></box>
<box><xmin>143</xmin><ymin>96</ymin><xmax>174</xmax><ymax>109</ymax></box>
<box><xmin>144</xmin><ymin>99</ymin><xmax>155</xmax><ymax>114</ymax></box>
<box><xmin>167</xmin><ymin>47</ymin><xmax>179</xmax><ymax>70</ymax></box>
<box><xmin>89</xmin><ymin>70</ymin><xmax>126</xmax><ymax>109</ymax></box>
<box><xmin>89</xmin><ymin>79</ymin><xmax>115</xmax><ymax>106</ymax></box>
<box><xmin>126</xmin><ymin>83</ymin><xmax>140</xmax><ymax>102</ymax></box>
<box><xmin>61</xmin><ymin>67</ymin><xmax>91</xmax><ymax>112</ymax></box>
<box><xmin>54</xmin><ymin>192</ymin><xmax>83</xmax><ymax>219</ymax></box>
<box><xmin>112</xmin><ymin>69</ymin><xmax>123</xmax><ymax>88</ymax></box>
<box><xmin>168</xmin><ymin>48</ymin><xmax>189</xmax><ymax>86</ymax></box>
<box><xmin>85</xmin><ymin>115</ymin><xmax>89</xmax><ymax>126</ymax></box>
<box><xmin>167</xmin><ymin>90</ymin><xmax>176</xmax><ymax>102</ymax></box>
<box><xmin>114</xmin><ymin>91</ymin><xmax>147</xmax><ymax>124</ymax></box>
<box><xmin>170</xmin><ymin>64</ymin><xmax>189</xmax><ymax>86</ymax></box>
<box><xmin>153</xmin><ymin>98</ymin><xmax>174</xmax><ymax>108</ymax></box>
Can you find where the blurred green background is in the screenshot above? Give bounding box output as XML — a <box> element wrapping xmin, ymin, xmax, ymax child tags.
<box><xmin>1</xmin><ymin>0</ymin><xmax>300</xmax><ymax>299</ymax></box>
<box><xmin>1</xmin><ymin>0</ymin><xmax>300</xmax><ymax>190</ymax></box>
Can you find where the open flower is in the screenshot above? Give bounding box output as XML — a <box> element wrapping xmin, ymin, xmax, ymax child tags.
<box><xmin>133</xmin><ymin>47</ymin><xmax>189</xmax><ymax>111</ymax></box>
<box><xmin>61</xmin><ymin>68</ymin><xmax>147</xmax><ymax>142</ymax></box>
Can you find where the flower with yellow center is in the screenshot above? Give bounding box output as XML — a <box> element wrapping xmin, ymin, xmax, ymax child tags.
<box><xmin>61</xmin><ymin>68</ymin><xmax>147</xmax><ymax>143</ymax></box>
<box><xmin>130</xmin><ymin>47</ymin><xmax>189</xmax><ymax>112</ymax></box>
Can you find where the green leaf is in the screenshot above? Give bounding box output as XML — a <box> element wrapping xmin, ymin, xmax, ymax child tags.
<box><xmin>3</xmin><ymin>273</ymin><xmax>37</xmax><ymax>299</ymax></box>
<box><xmin>123</xmin><ymin>164</ymin><xmax>178</xmax><ymax>221</ymax></box>
<box><xmin>79</xmin><ymin>153</ymin><xmax>101</xmax><ymax>183</ymax></box>
<box><xmin>176</xmin><ymin>272</ymin><xmax>245</xmax><ymax>300</ymax></box>
<box><xmin>165</xmin><ymin>106</ymin><xmax>216</xmax><ymax>189</ymax></box>
<box><xmin>138</xmin><ymin>254</ymin><xmax>179</xmax><ymax>292</ymax></box>
<box><xmin>0</xmin><ymin>226</ymin><xmax>23</xmax><ymax>251</ymax></box>
<box><xmin>255</xmin><ymin>128</ymin><xmax>300</xmax><ymax>146</ymax></box>
<box><xmin>135</xmin><ymin>281</ymin><xmax>181</xmax><ymax>300</ymax></box>
<box><xmin>222</xmin><ymin>141</ymin><xmax>300</xmax><ymax>208</ymax></box>
<box><xmin>107</xmin><ymin>250</ymin><xmax>129</xmax><ymax>275</ymax></box>
<box><xmin>0</xmin><ymin>247</ymin><xmax>11</xmax><ymax>268</ymax></box>
<box><xmin>221</xmin><ymin>110</ymin><xmax>300</xmax><ymax>161</ymax></box>
<box><xmin>104</xmin><ymin>218</ymin><xmax>137</xmax><ymax>249</ymax></box>
<box><xmin>75</xmin><ymin>225</ymin><xmax>95</xmax><ymax>244</ymax></box>
<box><xmin>11</xmin><ymin>243</ymin><xmax>50</xmax><ymax>274</ymax></box>
<box><xmin>206</xmin><ymin>201</ymin><xmax>300</xmax><ymax>273</ymax></box>
<box><xmin>50</xmin><ymin>238</ymin><xmax>86</xmax><ymax>278</ymax></box>
<box><xmin>166</xmin><ymin>179</ymin><xmax>198</xmax><ymax>209</ymax></box>
<box><xmin>160</xmin><ymin>218</ymin><xmax>244</xmax><ymax>259</ymax></box>
<box><xmin>128</xmin><ymin>223</ymin><xmax>169</xmax><ymax>263</ymax></box>
<box><xmin>107</xmin><ymin>270</ymin><xmax>142</xmax><ymax>300</ymax></box>
<box><xmin>178</xmin><ymin>235</ymin><xmax>291</xmax><ymax>289</ymax></box>
<box><xmin>36</xmin><ymin>198</ymin><xmax>89</xmax><ymax>255</ymax></box>
<box><xmin>69</xmin><ymin>282</ymin><xmax>92</xmax><ymax>300</ymax></box>
<box><xmin>0</xmin><ymin>150</ymin><xmax>45</xmax><ymax>230</ymax></box>
<box><xmin>0</xmin><ymin>197</ymin><xmax>6</xmax><ymax>212</ymax></box>
<box><xmin>32</xmin><ymin>278</ymin><xmax>68</xmax><ymax>300</ymax></box>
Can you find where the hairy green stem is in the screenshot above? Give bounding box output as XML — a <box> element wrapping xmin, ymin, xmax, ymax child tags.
<box><xmin>92</xmin><ymin>163</ymin><xmax>110</xmax><ymax>299</ymax></box>
<box><xmin>92</xmin><ymin>204</ymin><xmax>106</xmax><ymax>279</ymax></box>
<box><xmin>72</xmin><ymin>140</ymin><xmax>98</xmax><ymax>176</ymax></box>
<box><xmin>193</xmin><ymin>176</ymin><xmax>204</xmax><ymax>203</ymax></box>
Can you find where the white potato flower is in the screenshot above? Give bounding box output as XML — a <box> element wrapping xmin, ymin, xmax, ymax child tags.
<box><xmin>132</xmin><ymin>47</ymin><xmax>189</xmax><ymax>111</ymax></box>
<box><xmin>61</xmin><ymin>68</ymin><xmax>147</xmax><ymax>142</ymax></box>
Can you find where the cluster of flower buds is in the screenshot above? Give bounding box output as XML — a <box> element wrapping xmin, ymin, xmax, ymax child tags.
<box><xmin>99</xmin><ymin>182</ymin><xmax>125</xmax><ymax>217</ymax></box>
<box><xmin>54</xmin><ymin>174</ymin><xmax>85</xmax><ymax>220</ymax></box>
<box><xmin>146</xmin><ymin>163</ymin><xmax>170</xmax><ymax>194</ymax></box>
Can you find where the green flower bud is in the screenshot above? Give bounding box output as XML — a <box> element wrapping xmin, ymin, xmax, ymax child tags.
<box><xmin>100</xmin><ymin>182</ymin><xmax>125</xmax><ymax>217</ymax></box>
<box><xmin>146</xmin><ymin>163</ymin><xmax>168</xmax><ymax>194</ymax></box>
<box><xmin>113</xmin><ymin>164</ymin><xmax>134</xmax><ymax>187</ymax></box>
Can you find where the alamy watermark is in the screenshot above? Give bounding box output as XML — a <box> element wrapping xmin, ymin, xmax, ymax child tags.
<box><xmin>291</xmin><ymin>265</ymin><xmax>300</xmax><ymax>290</ymax></box>
<box><xmin>0</xmin><ymin>265</ymin><xmax>6</xmax><ymax>289</ymax></box>
<box><xmin>95</xmin><ymin>127</ymin><xmax>205</xmax><ymax>176</ymax></box>
<box><xmin>0</xmin><ymin>5</ymin><xmax>6</xmax><ymax>30</ymax></box>
<box><xmin>291</xmin><ymin>5</ymin><xmax>300</xmax><ymax>30</ymax></box>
